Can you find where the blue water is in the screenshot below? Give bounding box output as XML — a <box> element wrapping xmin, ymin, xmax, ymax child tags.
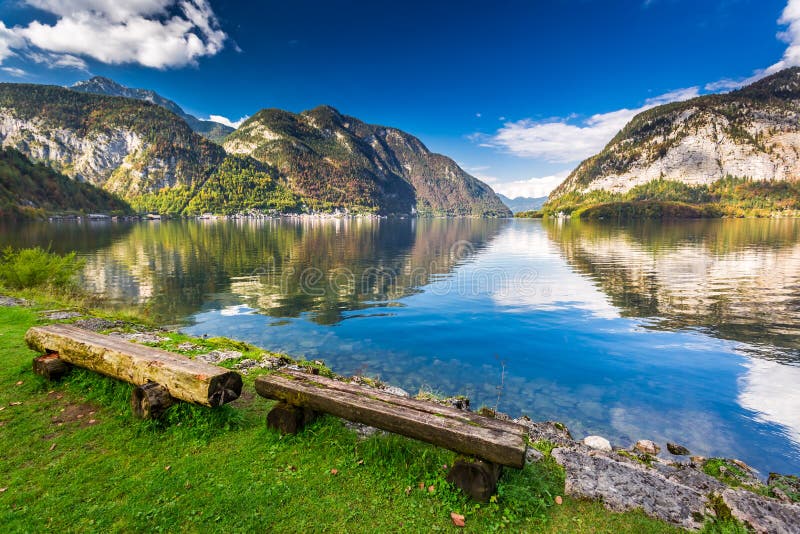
<box><xmin>4</xmin><ymin>217</ymin><xmax>799</xmax><ymax>476</ymax></box>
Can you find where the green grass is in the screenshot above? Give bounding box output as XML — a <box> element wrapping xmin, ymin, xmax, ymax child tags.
<box><xmin>544</xmin><ymin>176</ymin><xmax>800</xmax><ymax>219</ymax></box>
<box><xmin>0</xmin><ymin>296</ymin><xmax>735</xmax><ymax>532</ymax></box>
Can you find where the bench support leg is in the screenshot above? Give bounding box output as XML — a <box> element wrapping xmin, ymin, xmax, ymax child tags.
<box><xmin>33</xmin><ymin>353</ymin><xmax>71</xmax><ymax>381</ymax></box>
<box><xmin>446</xmin><ymin>456</ymin><xmax>502</xmax><ymax>502</ymax></box>
<box><xmin>131</xmin><ymin>382</ymin><xmax>174</xmax><ymax>419</ymax></box>
<box><xmin>267</xmin><ymin>402</ymin><xmax>317</xmax><ymax>434</ymax></box>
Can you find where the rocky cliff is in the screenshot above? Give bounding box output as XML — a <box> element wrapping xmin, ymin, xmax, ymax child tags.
<box><xmin>0</xmin><ymin>83</ymin><xmax>508</xmax><ymax>217</ymax></box>
<box><xmin>224</xmin><ymin>105</ymin><xmax>511</xmax><ymax>216</ymax></box>
<box><xmin>550</xmin><ymin>68</ymin><xmax>800</xmax><ymax>199</ymax></box>
<box><xmin>0</xmin><ymin>83</ymin><xmax>293</xmax><ymax>214</ymax></box>
<box><xmin>71</xmin><ymin>77</ymin><xmax>234</xmax><ymax>143</ymax></box>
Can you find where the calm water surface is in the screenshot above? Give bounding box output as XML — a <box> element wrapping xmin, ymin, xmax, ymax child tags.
<box><xmin>3</xmin><ymin>217</ymin><xmax>799</xmax><ymax>476</ymax></box>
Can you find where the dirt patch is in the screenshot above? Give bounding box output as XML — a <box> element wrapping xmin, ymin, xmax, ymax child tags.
<box><xmin>51</xmin><ymin>402</ymin><xmax>101</xmax><ymax>428</ymax></box>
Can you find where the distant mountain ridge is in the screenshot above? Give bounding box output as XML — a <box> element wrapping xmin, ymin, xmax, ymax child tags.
<box><xmin>0</xmin><ymin>83</ymin><xmax>296</xmax><ymax>215</ymax></box>
<box><xmin>497</xmin><ymin>194</ymin><xmax>547</xmax><ymax>213</ymax></box>
<box><xmin>0</xmin><ymin>81</ymin><xmax>509</xmax><ymax>217</ymax></box>
<box><xmin>70</xmin><ymin>76</ymin><xmax>234</xmax><ymax>143</ymax></box>
<box><xmin>224</xmin><ymin>105</ymin><xmax>511</xmax><ymax>216</ymax></box>
<box><xmin>550</xmin><ymin>68</ymin><xmax>800</xmax><ymax>201</ymax></box>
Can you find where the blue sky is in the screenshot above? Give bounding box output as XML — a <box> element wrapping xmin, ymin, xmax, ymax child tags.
<box><xmin>0</xmin><ymin>0</ymin><xmax>795</xmax><ymax>197</ymax></box>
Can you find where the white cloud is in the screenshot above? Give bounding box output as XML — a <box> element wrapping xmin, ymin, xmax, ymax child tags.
<box><xmin>27</xmin><ymin>51</ymin><xmax>88</xmax><ymax>71</ymax></box>
<box><xmin>0</xmin><ymin>22</ymin><xmax>25</xmax><ymax>63</ymax></box>
<box><xmin>0</xmin><ymin>0</ymin><xmax>227</xmax><ymax>70</ymax></box>
<box><xmin>1</xmin><ymin>66</ymin><xmax>27</xmax><ymax>77</ymax></box>
<box><xmin>475</xmin><ymin>170</ymin><xmax>569</xmax><ymax>198</ymax></box>
<box><xmin>208</xmin><ymin>114</ymin><xmax>248</xmax><ymax>129</ymax></box>
<box><xmin>478</xmin><ymin>87</ymin><xmax>699</xmax><ymax>163</ymax></box>
<box><xmin>477</xmin><ymin>1</ymin><xmax>800</xmax><ymax>165</ymax></box>
<box><xmin>767</xmin><ymin>0</ymin><xmax>800</xmax><ymax>74</ymax></box>
<box><xmin>705</xmin><ymin>0</ymin><xmax>800</xmax><ymax>92</ymax></box>
<box><xmin>495</xmin><ymin>172</ymin><xmax>570</xmax><ymax>199</ymax></box>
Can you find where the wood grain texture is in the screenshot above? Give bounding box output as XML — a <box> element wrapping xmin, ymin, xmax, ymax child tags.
<box><xmin>131</xmin><ymin>382</ymin><xmax>174</xmax><ymax>419</ymax></box>
<box><xmin>446</xmin><ymin>457</ymin><xmax>503</xmax><ymax>502</ymax></box>
<box><xmin>25</xmin><ymin>324</ymin><xmax>242</xmax><ymax>407</ymax></box>
<box><xmin>32</xmin><ymin>353</ymin><xmax>71</xmax><ymax>380</ymax></box>
<box><xmin>255</xmin><ymin>370</ymin><xmax>528</xmax><ymax>467</ymax></box>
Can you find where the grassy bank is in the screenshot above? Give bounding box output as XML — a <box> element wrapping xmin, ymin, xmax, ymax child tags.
<box><xmin>0</xmin><ymin>238</ymin><xmax>748</xmax><ymax>534</ymax></box>
<box><xmin>0</xmin><ymin>295</ymin><xmax>696</xmax><ymax>532</ymax></box>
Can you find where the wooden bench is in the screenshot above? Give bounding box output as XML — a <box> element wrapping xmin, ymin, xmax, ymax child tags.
<box><xmin>255</xmin><ymin>369</ymin><xmax>528</xmax><ymax>501</ymax></box>
<box><xmin>25</xmin><ymin>324</ymin><xmax>243</xmax><ymax>419</ymax></box>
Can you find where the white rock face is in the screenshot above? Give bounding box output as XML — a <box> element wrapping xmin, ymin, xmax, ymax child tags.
<box><xmin>0</xmin><ymin>109</ymin><xmax>144</xmax><ymax>187</ymax></box>
<box><xmin>560</xmin><ymin>102</ymin><xmax>800</xmax><ymax>196</ymax></box>
<box><xmin>582</xmin><ymin>435</ymin><xmax>613</xmax><ymax>451</ymax></box>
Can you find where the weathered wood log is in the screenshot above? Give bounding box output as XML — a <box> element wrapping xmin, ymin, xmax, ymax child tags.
<box><xmin>25</xmin><ymin>324</ymin><xmax>242</xmax><ymax>407</ymax></box>
<box><xmin>32</xmin><ymin>353</ymin><xmax>71</xmax><ymax>380</ymax></box>
<box><xmin>446</xmin><ymin>457</ymin><xmax>503</xmax><ymax>502</ymax></box>
<box><xmin>266</xmin><ymin>401</ymin><xmax>317</xmax><ymax>434</ymax></box>
<box><xmin>254</xmin><ymin>370</ymin><xmax>528</xmax><ymax>468</ymax></box>
<box><xmin>131</xmin><ymin>382</ymin><xmax>174</xmax><ymax>419</ymax></box>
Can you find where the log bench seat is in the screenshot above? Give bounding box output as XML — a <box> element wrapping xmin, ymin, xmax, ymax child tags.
<box><xmin>254</xmin><ymin>369</ymin><xmax>528</xmax><ymax>500</ymax></box>
<box><xmin>25</xmin><ymin>324</ymin><xmax>242</xmax><ymax>419</ymax></box>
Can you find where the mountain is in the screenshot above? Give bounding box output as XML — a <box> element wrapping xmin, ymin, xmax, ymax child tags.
<box><xmin>0</xmin><ymin>82</ymin><xmax>508</xmax><ymax>217</ymax></box>
<box><xmin>0</xmin><ymin>146</ymin><xmax>130</xmax><ymax>218</ymax></box>
<box><xmin>224</xmin><ymin>105</ymin><xmax>511</xmax><ymax>216</ymax></box>
<box><xmin>0</xmin><ymin>83</ymin><xmax>298</xmax><ymax>215</ymax></box>
<box><xmin>549</xmin><ymin>68</ymin><xmax>800</xmax><ymax>213</ymax></box>
<box><xmin>497</xmin><ymin>194</ymin><xmax>547</xmax><ymax>213</ymax></box>
<box><xmin>70</xmin><ymin>76</ymin><xmax>233</xmax><ymax>143</ymax></box>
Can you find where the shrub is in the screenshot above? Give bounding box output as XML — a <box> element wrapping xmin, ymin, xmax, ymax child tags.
<box><xmin>0</xmin><ymin>246</ymin><xmax>85</xmax><ymax>289</ymax></box>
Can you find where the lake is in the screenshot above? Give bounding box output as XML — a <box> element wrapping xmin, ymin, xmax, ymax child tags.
<box><xmin>2</xmin><ymin>217</ymin><xmax>799</xmax><ymax>476</ymax></box>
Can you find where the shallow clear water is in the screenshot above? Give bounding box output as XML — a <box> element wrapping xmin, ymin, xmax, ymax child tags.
<box><xmin>3</xmin><ymin>217</ymin><xmax>799</xmax><ymax>476</ymax></box>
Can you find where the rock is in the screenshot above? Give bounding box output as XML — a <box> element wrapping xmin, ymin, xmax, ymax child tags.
<box><xmin>667</xmin><ymin>442</ymin><xmax>691</xmax><ymax>456</ymax></box>
<box><xmin>381</xmin><ymin>385</ymin><xmax>409</xmax><ymax>398</ymax></box>
<box><xmin>690</xmin><ymin>456</ymin><xmax>706</xmax><ymax>467</ymax></box>
<box><xmin>109</xmin><ymin>331</ymin><xmax>169</xmax><ymax>344</ymax></box>
<box><xmin>720</xmin><ymin>488</ymin><xmax>800</xmax><ymax>534</ymax></box>
<box><xmin>772</xmin><ymin>487</ymin><xmax>793</xmax><ymax>503</ymax></box>
<box><xmin>712</xmin><ymin>458</ymin><xmax>762</xmax><ymax>487</ymax></box>
<box><xmin>195</xmin><ymin>350</ymin><xmax>242</xmax><ymax>364</ymax></box>
<box><xmin>634</xmin><ymin>440</ymin><xmax>661</xmax><ymax>456</ymax></box>
<box><xmin>176</xmin><ymin>342</ymin><xmax>200</xmax><ymax>352</ymax></box>
<box><xmin>661</xmin><ymin>465</ymin><xmax>726</xmax><ymax>494</ymax></box>
<box><xmin>768</xmin><ymin>473</ymin><xmax>800</xmax><ymax>503</ymax></box>
<box><xmin>343</xmin><ymin>420</ymin><xmax>382</xmax><ymax>440</ymax></box>
<box><xmin>233</xmin><ymin>355</ymin><xmax>289</xmax><ymax>374</ymax></box>
<box><xmin>0</xmin><ymin>295</ymin><xmax>27</xmax><ymax>307</ymax></box>
<box><xmin>552</xmin><ymin>446</ymin><xmax>711</xmax><ymax>530</ymax></box>
<box><xmin>513</xmin><ymin>418</ymin><xmax>575</xmax><ymax>447</ymax></box>
<box><xmin>525</xmin><ymin>447</ymin><xmax>544</xmax><ymax>464</ymax></box>
<box><xmin>263</xmin><ymin>356</ymin><xmax>291</xmax><ymax>369</ymax></box>
<box><xmin>448</xmin><ymin>397</ymin><xmax>470</xmax><ymax>411</ymax></box>
<box><xmin>583</xmin><ymin>435</ymin><xmax>612</xmax><ymax>452</ymax></box>
<box><xmin>72</xmin><ymin>317</ymin><xmax>120</xmax><ymax>332</ymax></box>
<box><xmin>232</xmin><ymin>359</ymin><xmax>258</xmax><ymax>373</ymax></box>
<box><xmin>43</xmin><ymin>311</ymin><xmax>82</xmax><ymax>320</ymax></box>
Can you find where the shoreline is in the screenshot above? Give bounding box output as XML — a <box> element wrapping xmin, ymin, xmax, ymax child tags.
<box><xmin>1</xmin><ymin>292</ymin><xmax>798</xmax><ymax>531</ymax></box>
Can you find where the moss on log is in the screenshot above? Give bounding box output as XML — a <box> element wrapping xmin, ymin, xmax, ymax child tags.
<box><xmin>25</xmin><ymin>324</ymin><xmax>242</xmax><ymax>407</ymax></box>
<box><xmin>255</xmin><ymin>370</ymin><xmax>528</xmax><ymax>467</ymax></box>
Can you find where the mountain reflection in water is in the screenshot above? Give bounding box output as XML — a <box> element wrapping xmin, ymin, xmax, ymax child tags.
<box><xmin>2</xmin><ymin>217</ymin><xmax>800</xmax><ymax>475</ymax></box>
